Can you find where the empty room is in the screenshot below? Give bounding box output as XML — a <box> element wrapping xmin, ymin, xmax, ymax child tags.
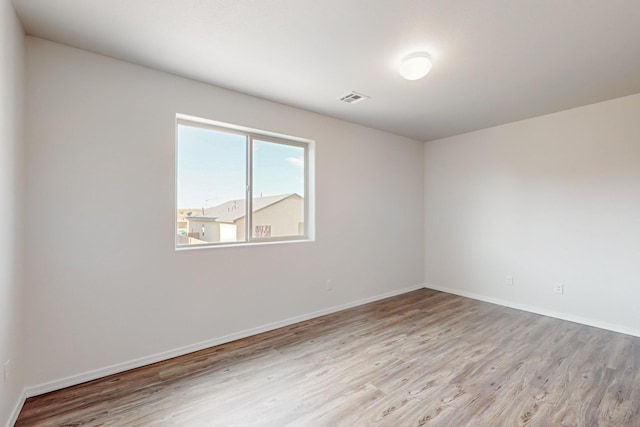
<box><xmin>2</xmin><ymin>0</ymin><xmax>640</xmax><ymax>426</ymax></box>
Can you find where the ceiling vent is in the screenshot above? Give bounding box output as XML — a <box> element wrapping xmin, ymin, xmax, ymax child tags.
<box><xmin>339</xmin><ymin>91</ymin><xmax>370</xmax><ymax>104</ymax></box>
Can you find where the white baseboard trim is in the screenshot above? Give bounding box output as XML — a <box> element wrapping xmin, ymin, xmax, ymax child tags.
<box><xmin>6</xmin><ymin>388</ymin><xmax>26</xmax><ymax>427</ymax></box>
<box><xmin>425</xmin><ymin>283</ymin><xmax>640</xmax><ymax>338</ymax></box>
<box><xmin>25</xmin><ymin>283</ymin><xmax>426</xmax><ymax>398</ymax></box>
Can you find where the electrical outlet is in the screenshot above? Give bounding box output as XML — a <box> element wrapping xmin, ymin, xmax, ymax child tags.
<box><xmin>554</xmin><ymin>282</ymin><xmax>564</xmax><ymax>294</ymax></box>
<box><xmin>3</xmin><ymin>360</ymin><xmax>9</xmax><ymax>384</ymax></box>
<box><xmin>506</xmin><ymin>275</ymin><xmax>514</xmax><ymax>286</ymax></box>
<box><xmin>326</xmin><ymin>279</ymin><xmax>333</xmax><ymax>291</ymax></box>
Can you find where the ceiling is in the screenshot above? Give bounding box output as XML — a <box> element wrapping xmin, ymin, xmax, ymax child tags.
<box><xmin>11</xmin><ymin>0</ymin><xmax>640</xmax><ymax>141</ymax></box>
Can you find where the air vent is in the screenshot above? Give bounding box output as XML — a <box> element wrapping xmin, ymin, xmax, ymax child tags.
<box><xmin>339</xmin><ymin>91</ymin><xmax>370</xmax><ymax>104</ymax></box>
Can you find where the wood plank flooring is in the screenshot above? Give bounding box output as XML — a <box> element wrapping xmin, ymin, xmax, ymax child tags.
<box><xmin>16</xmin><ymin>289</ymin><xmax>640</xmax><ymax>426</ymax></box>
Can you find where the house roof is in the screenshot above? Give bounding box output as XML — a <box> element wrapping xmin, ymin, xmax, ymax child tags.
<box><xmin>188</xmin><ymin>193</ymin><xmax>301</xmax><ymax>223</ymax></box>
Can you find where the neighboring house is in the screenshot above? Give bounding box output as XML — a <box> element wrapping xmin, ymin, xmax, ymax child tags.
<box><xmin>176</xmin><ymin>233</ymin><xmax>207</xmax><ymax>245</ymax></box>
<box><xmin>185</xmin><ymin>193</ymin><xmax>304</xmax><ymax>244</ymax></box>
<box><xmin>176</xmin><ymin>208</ymin><xmax>198</xmax><ymax>231</ymax></box>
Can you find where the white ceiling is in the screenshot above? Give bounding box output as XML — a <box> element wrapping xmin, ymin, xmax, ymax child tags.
<box><xmin>11</xmin><ymin>0</ymin><xmax>640</xmax><ymax>141</ymax></box>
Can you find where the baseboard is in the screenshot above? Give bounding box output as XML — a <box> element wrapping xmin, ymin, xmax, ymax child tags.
<box><xmin>425</xmin><ymin>283</ymin><xmax>640</xmax><ymax>338</ymax></box>
<box><xmin>25</xmin><ymin>283</ymin><xmax>426</xmax><ymax>398</ymax></box>
<box><xmin>6</xmin><ymin>388</ymin><xmax>26</xmax><ymax>427</ymax></box>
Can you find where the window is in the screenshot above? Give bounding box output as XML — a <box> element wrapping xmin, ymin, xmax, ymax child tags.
<box><xmin>175</xmin><ymin>114</ymin><xmax>313</xmax><ymax>248</ymax></box>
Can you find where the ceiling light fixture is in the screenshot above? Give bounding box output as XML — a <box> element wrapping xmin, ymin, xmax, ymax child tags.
<box><xmin>399</xmin><ymin>53</ymin><xmax>432</xmax><ymax>81</ymax></box>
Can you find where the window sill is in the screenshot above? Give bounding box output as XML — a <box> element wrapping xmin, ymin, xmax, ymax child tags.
<box><xmin>175</xmin><ymin>237</ymin><xmax>315</xmax><ymax>251</ymax></box>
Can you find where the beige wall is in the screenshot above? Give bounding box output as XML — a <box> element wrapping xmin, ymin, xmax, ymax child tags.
<box><xmin>252</xmin><ymin>196</ymin><xmax>303</xmax><ymax>238</ymax></box>
<box><xmin>236</xmin><ymin>217</ymin><xmax>246</xmax><ymax>241</ymax></box>
<box><xmin>185</xmin><ymin>219</ymin><xmax>221</xmax><ymax>243</ymax></box>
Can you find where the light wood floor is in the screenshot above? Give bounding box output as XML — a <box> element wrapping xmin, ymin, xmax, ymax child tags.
<box><xmin>16</xmin><ymin>289</ymin><xmax>640</xmax><ymax>426</ymax></box>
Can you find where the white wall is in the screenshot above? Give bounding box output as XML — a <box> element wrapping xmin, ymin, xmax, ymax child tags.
<box><xmin>425</xmin><ymin>93</ymin><xmax>640</xmax><ymax>335</ymax></box>
<box><xmin>0</xmin><ymin>0</ymin><xmax>25</xmax><ymax>425</ymax></box>
<box><xmin>24</xmin><ymin>37</ymin><xmax>425</xmax><ymax>392</ymax></box>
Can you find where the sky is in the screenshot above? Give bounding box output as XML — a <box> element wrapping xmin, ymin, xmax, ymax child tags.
<box><xmin>177</xmin><ymin>124</ymin><xmax>305</xmax><ymax>208</ymax></box>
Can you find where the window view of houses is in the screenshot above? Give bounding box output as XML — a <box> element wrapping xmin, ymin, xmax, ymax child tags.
<box><xmin>176</xmin><ymin>118</ymin><xmax>308</xmax><ymax>247</ymax></box>
<box><xmin>176</xmin><ymin>193</ymin><xmax>304</xmax><ymax>245</ymax></box>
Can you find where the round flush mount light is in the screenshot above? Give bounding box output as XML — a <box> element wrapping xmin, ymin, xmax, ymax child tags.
<box><xmin>399</xmin><ymin>53</ymin><xmax>432</xmax><ymax>80</ymax></box>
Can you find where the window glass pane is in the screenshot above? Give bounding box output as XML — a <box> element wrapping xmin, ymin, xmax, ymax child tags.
<box><xmin>176</xmin><ymin>124</ymin><xmax>246</xmax><ymax>245</ymax></box>
<box><xmin>252</xmin><ymin>140</ymin><xmax>305</xmax><ymax>239</ymax></box>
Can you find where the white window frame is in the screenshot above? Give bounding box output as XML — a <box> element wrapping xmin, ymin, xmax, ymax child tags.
<box><xmin>175</xmin><ymin>113</ymin><xmax>315</xmax><ymax>249</ymax></box>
